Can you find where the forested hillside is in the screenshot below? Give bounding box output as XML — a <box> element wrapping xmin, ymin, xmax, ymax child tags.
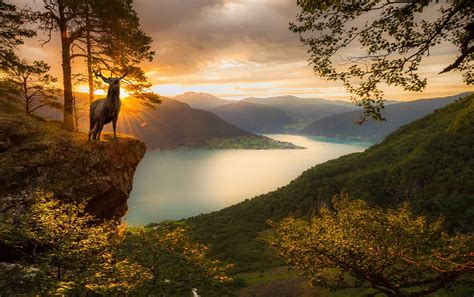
<box><xmin>188</xmin><ymin>95</ymin><xmax>474</xmax><ymax>272</ymax></box>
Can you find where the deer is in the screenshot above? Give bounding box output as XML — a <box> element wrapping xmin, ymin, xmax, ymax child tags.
<box><xmin>88</xmin><ymin>68</ymin><xmax>128</xmax><ymax>141</ymax></box>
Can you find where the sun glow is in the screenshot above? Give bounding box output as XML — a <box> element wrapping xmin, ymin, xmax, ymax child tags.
<box><xmin>75</xmin><ymin>85</ymin><xmax>131</xmax><ymax>100</ymax></box>
<box><xmin>120</xmin><ymin>89</ymin><xmax>132</xmax><ymax>99</ymax></box>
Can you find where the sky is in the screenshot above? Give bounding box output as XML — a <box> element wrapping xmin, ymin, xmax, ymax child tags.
<box><xmin>13</xmin><ymin>0</ymin><xmax>473</xmax><ymax>101</ymax></box>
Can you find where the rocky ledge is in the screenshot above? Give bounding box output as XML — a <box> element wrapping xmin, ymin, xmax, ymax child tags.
<box><xmin>0</xmin><ymin>103</ymin><xmax>146</xmax><ymax>220</ymax></box>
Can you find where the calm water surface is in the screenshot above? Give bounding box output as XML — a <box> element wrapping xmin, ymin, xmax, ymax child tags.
<box><xmin>126</xmin><ymin>135</ymin><xmax>372</xmax><ymax>225</ymax></box>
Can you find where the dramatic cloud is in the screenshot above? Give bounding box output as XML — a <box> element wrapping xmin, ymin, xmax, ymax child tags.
<box><xmin>9</xmin><ymin>0</ymin><xmax>473</xmax><ymax>100</ymax></box>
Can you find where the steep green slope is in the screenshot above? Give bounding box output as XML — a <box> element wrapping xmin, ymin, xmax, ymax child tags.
<box><xmin>188</xmin><ymin>95</ymin><xmax>474</xmax><ymax>272</ymax></box>
<box><xmin>301</xmin><ymin>93</ymin><xmax>469</xmax><ymax>141</ymax></box>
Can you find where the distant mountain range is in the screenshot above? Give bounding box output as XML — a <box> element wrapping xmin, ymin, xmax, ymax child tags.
<box><xmin>37</xmin><ymin>94</ymin><xmax>300</xmax><ymax>150</ymax></box>
<box><xmin>210</xmin><ymin>101</ymin><xmax>294</xmax><ymax>133</ymax></box>
<box><xmin>110</xmin><ymin>98</ymin><xmax>302</xmax><ymax>149</ymax></box>
<box><xmin>174</xmin><ymin>93</ymin><xmax>357</xmax><ymax>133</ymax></box>
<box><xmin>301</xmin><ymin>93</ymin><xmax>471</xmax><ymax>141</ymax></box>
<box><xmin>242</xmin><ymin>96</ymin><xmax>357</xmax><ymax>132</ymax></box>
<box><xmin>38</xmin><ymin>91</ymin><xmax>472</xmax><ymax>148</ymax></box>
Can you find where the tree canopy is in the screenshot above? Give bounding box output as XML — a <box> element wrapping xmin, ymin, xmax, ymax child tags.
<box><xmin>291</xmin><ymin>0</ymin><xmax>474</xmax><ymax>122</ymax></box>
<box><xmin>32</xmin><ymin>0</ymin><xmax>158</xmax><ymax>130</ymax></box>
<box><xmin>0</xmin><ymin>1</ymin><xmax>35</xmax><ymax>62</ymax></box>
<box><xmin>271</xmin><ymin>195</ymin><xmax>474</xmax><ymax>297</ymax></box>
<box><xmin>0</xmin><ymin>193</ymin><xmax>234</xmax><ymax>296</ymax></box>
<box><xmin>74</xmin><ymin>0</ymin><xmax>158</xmax><ymax>105</ymax></box>
<box><xmin>0</xmin><ymin>52</ymin><xmax>62</xmax><ymax>114</ymax></box>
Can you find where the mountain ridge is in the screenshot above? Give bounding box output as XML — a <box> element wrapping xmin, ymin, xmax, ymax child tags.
<box><xmin>301</xmin><ymin>93</ymin><xmax>472</xmax><ymax>141</ymax></box>
<box><xmin>173</xmin><ymin>92</ymin><xmax>231</xmax><ymax>110</ymax></box>
<box><xmin>210</xmin><ymin>101</ymin><xmax>294</xmax><ymax>133</ymax></box>
<box><xmin>37</xmin><ymin>94</ymin><xmax>301</xmax><ymax>150</ymax></box>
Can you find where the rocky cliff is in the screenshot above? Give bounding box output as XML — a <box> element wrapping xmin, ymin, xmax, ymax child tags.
<box><xmin>0</xmin><ymin>101</ymin><xmax>146</xmax><ymax>220</ymax></box>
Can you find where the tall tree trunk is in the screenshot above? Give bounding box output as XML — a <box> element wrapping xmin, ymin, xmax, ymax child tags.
<box><xmin>86</xmin><ymin>33</ymin><xmax>94</xmax><ymax>104</ymax></box>
<box><xmin>23</xmin><ymin>80</ymin><xmax>29</xmax><ymax>114</ymax></box>
<box><xmin>86</xmin><ymin>2</ymin><xmax>94</xmax><ymax>104</ymax></box>
<box><xmin>58</xmin><ymin>3</ymin><xmax>75</xmax><ymax>131</ymax></box>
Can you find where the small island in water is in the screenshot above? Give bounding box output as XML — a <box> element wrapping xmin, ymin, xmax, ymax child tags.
<box><xmin>207</xmin><ymin>135</ymin><xmax>304</xmax><ymax>150</ymax></box>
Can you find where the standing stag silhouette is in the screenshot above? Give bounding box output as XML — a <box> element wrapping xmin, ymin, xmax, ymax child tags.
<box><xmin>88</xmin><ymin>68</ymin><xmax>128</xmax><ymax>141</ymax></box>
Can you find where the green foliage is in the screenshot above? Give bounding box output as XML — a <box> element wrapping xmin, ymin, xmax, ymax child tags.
<box><xmin>188</xmin><ymin>96</ymin><xmax>474</xmax><ymax>272</ymax></box>
<box><xmin>0</xmin><ymin>193</ymin><xmax>149</xmax><ymax>295</ymax></box>
<box><xmin>291</xmin><ymin>0</ymin><xmax>473</xmax><ymax>122</ymax></box>
<box><xmin>30</xmin><ymin>0</ymin><xmax>159</xmax><ymax>130</ymax></box>
<box><xmin>122</xmin><ymin>225</ymin><xmax>235</xmax><ymax>296</ymax></box>
<box><xmin>0</xmin><ymin>193</ymin><xmax>234</xmax><ymax>296</ymax></box>
<box><xmin>0</xmin><ymin>52</ymin><xmax>62</xmax><ymax>114</ymax></box>
<box><xmin>0</xmin><ymin>1</ymin><xmax>35</xmax><ymax>62</ymax></box>
<box><xmin>80</xmin><ymin>0</ymin><xmax>160</xmax><ymax>107</ymax></box>
<box><xmin>271</xmin><ymin>195</ymin><xmax>474</xmax><ymax>297</ymax></box>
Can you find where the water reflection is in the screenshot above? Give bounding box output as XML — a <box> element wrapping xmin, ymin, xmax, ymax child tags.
<box><xmin>126</xmin><ymin>135</ymin><xmax>372</xmax><ymax>225</ymax></box>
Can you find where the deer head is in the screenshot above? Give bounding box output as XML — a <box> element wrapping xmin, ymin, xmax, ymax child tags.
<box><xmin>94</xmin><ymin>68</ymin><xmax>129</xmax><ymax>88</ymax></box>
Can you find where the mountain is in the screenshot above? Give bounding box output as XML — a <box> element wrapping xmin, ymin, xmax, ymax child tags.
<box><xmin>301</xmin><ymin>93</ymin><xmax>471</xmax><ymax>141</ymax></box>
<box><xmin>243</xmin><ymin>95</ymin><xmax>356</xmax><ymax>131</ymax></box>
<box><xmin>114</xmin><ymin>98</ymin><xmax>255</xmax><ymax>149</ymax></box>
<box><xmin>188</xmin><ymin>94</ymin><xmax>474</xmax><ymax>272</ymax></box>
<box><xmin>36</xmin><ymin>94</ymin><xmax>301</xmax><ymax>150</ymax></box>
<box><xmin>210</xmin><ymin>101</ymin><xmax>294</xmax><ymax>133</ymax></box>
<box><xmin>173</xmin><ymin>92</ymin><xmax>231</xmax><ymax>110</ymax></box>
<box><xmin>107</xmin><ymin>98</ymin><xmax>303</xmax><ymax>149</ymax></box>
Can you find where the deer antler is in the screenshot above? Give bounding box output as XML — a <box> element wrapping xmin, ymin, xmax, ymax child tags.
<box><xmin>94</xmin><ymin>69</ymin><xmax>106</xmax><ymax>79</ymax></box>
<box><xmin>94</xmin><ymin>69</ymin><xmax>111</xmax><ymax>84</ymax></box>
<box><xmin>119</xmin><ymin>67</ymin><xmax>129</xmax><ymax>80</ymax></box>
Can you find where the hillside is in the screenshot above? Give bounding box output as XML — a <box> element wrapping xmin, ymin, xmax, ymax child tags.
<box><xmin>188</xmin><ymin>95</ymin><xmax>474</xmax><ymax>272</ymax></box>
<box><xmin>173</xmin><ymin>92</ymin><xmax>231</xmax><ymax>110</ymax></box>
<box><xmin>301</xmin><ymin>93</ymin><xmax>470</xmax><ymax>141</ymax></box>
<box><xmin>210</xmin><ymin>101</ymin><xmax>294</xmax><ymax>133</ymax></box>
<box><xmin>243</xmin><ymin>95</ymin><xmax>356</xmax><ymax>131</ymax></box>
<box><xmin>37</xmin><ymin>95</ymin><xmax>301</xmax><ymax>150</ymax></box>
<box><xmin>112</xmin><ymin>98</ymin><xmax>302</xmax><ymax>149</ymax></box>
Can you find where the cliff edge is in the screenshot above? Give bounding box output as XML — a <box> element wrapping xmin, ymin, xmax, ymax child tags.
<box><xmin>0</xmin><ymin>101</ymin><xmax>146</xmax><ymax>220</ymax></box>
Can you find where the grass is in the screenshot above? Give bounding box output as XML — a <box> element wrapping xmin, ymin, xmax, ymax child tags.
<box><xmin>237</xmin><ymin>266</ymin><xmax>474</xmax><ymax>297</ymax></box>
<box><xmin>237</xmin><ymin>267</ymin><xmax>300</xmax><ymax>286</ymax></box>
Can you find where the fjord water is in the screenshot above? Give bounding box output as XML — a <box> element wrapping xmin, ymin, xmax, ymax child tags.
<box><xmin>126</xmin><ymin>135</ymin><xmax>372</xmax><ymax>226</ymax></box>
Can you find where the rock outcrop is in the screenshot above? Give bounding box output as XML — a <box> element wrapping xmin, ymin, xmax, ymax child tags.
<box><xmin>0</xmin><ymin>102</ymin><xmax>146</xmax><ymax>220</ymax></box>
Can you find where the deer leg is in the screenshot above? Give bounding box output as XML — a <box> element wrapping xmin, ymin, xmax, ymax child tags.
<box><xmin>98</xmin><ymin>126</ymin><xmax>104</xmax><ymax>140</ymax></box>
<box><xmin>97</xmin><ymin>123</ymin><xmax>104</xmax><ymax>141</ymax></box>
<box><xmin>93</xmin><ymin>120</ymin><xmax>102</xmax><ymax>141</ymax></box>
<box><xmin>88</xmin><ymin>119</ymin><xmax>96</xmax><ymax>142</ymax></box>
<box><xmin>112</xmin><ymin>116</ymin><xmax>118</xmax><ymax>139</ymax></box>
